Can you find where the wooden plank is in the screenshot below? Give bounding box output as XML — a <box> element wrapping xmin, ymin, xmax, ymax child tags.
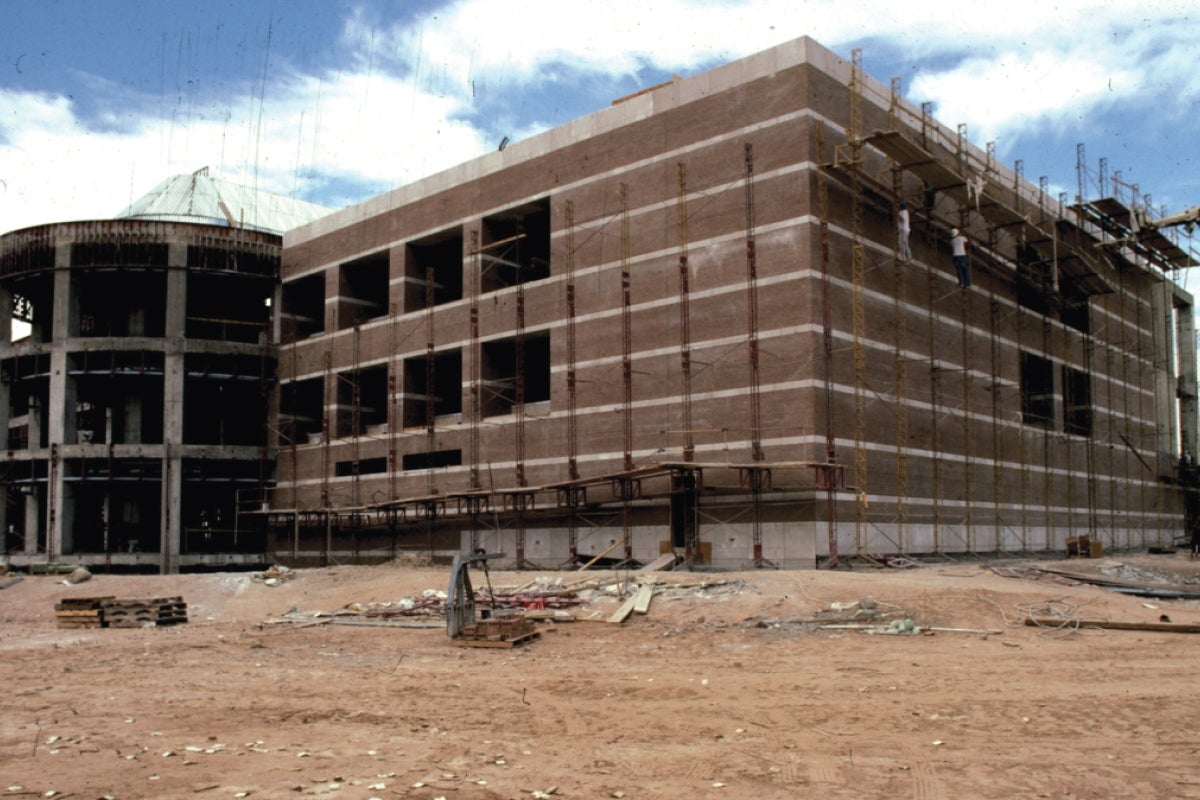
<box><xmin>56</xmin><ymin>596</ymin><xmax>114</xmax><ymax>609</ymax></box>
<box><xmin>329</xmin><ymin>619</ymin><xmax>442</xmax><ymax>629</ymax></box>
<box><xmin>1025</xmin><ymin>617</ymin><xmax>1200</xmax><ymax>633</ymax></box>
<box><xmin>523</xmin><ymin>610</ymin><xmax>577</xmax><ymax>622</ymax></box>
<box><xmin>632</xmin><ymin>584</ymin><xmax>654</xmax><ymax>614</ymax></box>
<box><xmin>638</xmin><ymin>553</ymin><xmax>677</xmax><ymax>572</ymax></box>
<box><xmin>577</xmin><ymin>538</ymin><xmax>625</xmax><ymax>571</ymax></box>
<box><xmin>607</xmin><ymin>593</ymin><xmax>639</xmax><ymax>624</ymax></box>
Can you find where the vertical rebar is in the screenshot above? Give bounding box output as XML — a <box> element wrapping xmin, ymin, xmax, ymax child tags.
<box><xmin>849</xmin><ymin>50</ymin><xmax>868</xmax><ymax>558</ymax></box>
<box><xmin>677</xmin><ymin>164</ymin><xmax>695</xmax><ymax>462</ymax></box>
<box><xmin>565</xmin><ymin>202</ymin><xmax>580</xmax><ymax>562</ymax></box>
<box><xmin>744</xmin><ymin>144</ymin><xmax>764</xmax><ymax>465</ymax></box>
<box><xmin>565</xmin><ymin>202</ymin><xmax>580</xmax><ymax>481</ymax></box>
<box><xmin>469</xmin><ymin>231</ymin><xmax>482</xmax><ymax>494</ymax></box>
<box><xmin>620</xmin><ymin>183</ymin><xmax>634</xmax><ymax>562</ymax></box>
<box><xmin>620</xmin><ymin>183</ymin><xmax>633</xmax><ymax>474</ymax></box>
<box><xmin>425</xmin><ymin>264</ymin><xmax>436</xmax><ymax>496</ymax></box>
<box><xmin>744</xmin><ymin>143</ymin><xmax>766</xmax><ymax>565</ymax></box>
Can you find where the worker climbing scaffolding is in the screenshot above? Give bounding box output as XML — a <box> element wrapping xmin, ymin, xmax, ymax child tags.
<box><xmin>950</xmin><ymin>227</ymin><xmax>970</xmax><ymax>288</ymax></box>
<box><xmin>896</xmin><ymin>199</ymin><xmax>912</xmax><ymax>261</ymax></box>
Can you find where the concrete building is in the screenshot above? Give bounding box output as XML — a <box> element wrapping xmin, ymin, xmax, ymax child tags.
<box><xmin>274</xmin><ymin>36</ymin><xmax>1197</xmax><ymax>569</ymax></box>
<box><xmin>0</xmin><ymin>169</ymin><xmax>328</xmax><ymax>572</ymax></box>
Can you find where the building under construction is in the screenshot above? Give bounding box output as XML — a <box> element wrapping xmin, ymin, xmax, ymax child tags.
<box><xmin>273</xmin><ymin>36</ymin><xmax>1197</xmax><ymax>570</ymax></box>
<box><xmin>0</xmin><ymin>169</ymin><xmax>328</xmax><ymax>573</ymax></box>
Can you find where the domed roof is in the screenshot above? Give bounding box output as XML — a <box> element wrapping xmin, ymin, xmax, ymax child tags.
<box><xmin>116</xmin><ymin>167</ymin><xmax>330</xmax><ymax>234</ymax></box>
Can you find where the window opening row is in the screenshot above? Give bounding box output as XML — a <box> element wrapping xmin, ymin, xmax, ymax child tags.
<box><xmin>278</xmin><ymin>335</ymin><xmax>550</xmax><ymax>443</ymax></box>
<box><xmin>280</xmin><ymin>199</ymin><xmax>550</xmax><ymax>343</ymax></box>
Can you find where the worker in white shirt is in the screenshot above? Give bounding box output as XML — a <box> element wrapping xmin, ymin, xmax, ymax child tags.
<box><xmin>950</xmin><ymin>228</ymin><xmax>970</xmax><ymax>288</ymax></box>
<box><xmin>897</xmin><ymin>200</ymin><xmax>912</xmax><ymax>261</ymax></box>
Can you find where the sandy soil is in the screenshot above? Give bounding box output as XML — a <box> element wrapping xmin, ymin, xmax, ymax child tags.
<box><xmin>3</xmin><ymin>552</ymin><xmax>1200</xmax><ymax>800</ymax></box>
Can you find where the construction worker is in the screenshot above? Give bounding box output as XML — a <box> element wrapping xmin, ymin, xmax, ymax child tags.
<box><xmin>950</xmin><ymin>228</ymin><xmax>970</xmax><ymax>288</ymax></box>
<box><xmin>897</xmin><ymin>200</ymin><xmax>912</xmax><ymax>261</ymax></box>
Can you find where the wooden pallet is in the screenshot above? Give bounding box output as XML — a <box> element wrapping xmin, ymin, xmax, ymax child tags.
<box><xmin>55</xmin><ymin>596</ymin><xmax>113</xmax><ymax>629</ymax></box>
<box><xmin>451</xmin><ymin>630</ymin><xmax>541</xmax><ymax>648</ymax></box>
<box><xmin>102</xmin><ymin>596</ymin><xmax>188</xmax><ymax>628</ymax></box>
<box><xmin>451</xmin><ymin>615</ymin><xmax>539</xmax><ymax>648</ymax></box>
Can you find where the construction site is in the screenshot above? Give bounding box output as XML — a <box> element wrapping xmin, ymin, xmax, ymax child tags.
<box><xmin>6</xmin><ymin>31</ymin><xmax>1200</xmax><ymax>800</ymax></box>
<box><xmin>271</xmin><ymin>36</ymin><xmax>1199</xmax><ymax>571</ymax></box>
<box><xmin>0</xmin><ymin>36</ymin><xmax>1196</xmax><ymax>574</ymax></box>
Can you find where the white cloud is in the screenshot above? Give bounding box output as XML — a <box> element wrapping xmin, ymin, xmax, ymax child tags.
<box><xmin>909</xmin><ymin>50</ymin><xmax>1140</xmax><ymax>145</ymax></box>
<box><xmin>2</xmin><ymin>0</ymin><xmax>1198</xmax><ymax>235</ymax></box>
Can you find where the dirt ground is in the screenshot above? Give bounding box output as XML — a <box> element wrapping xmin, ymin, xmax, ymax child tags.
<box><xmin>3</xmin><ymin>552</ymin><xmax>1200</xmax><ymax>800</ymax></box>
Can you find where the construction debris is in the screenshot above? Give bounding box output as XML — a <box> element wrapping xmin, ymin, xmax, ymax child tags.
<box><xmin>252</xmin><ymin>564</ymin><xmax>296</xmax><ymax>587</ymax></box>
<box><xmin>65</xmin><ymin>567</ymin><xmax>92</xmax><ymax>584</ymax></box>
<box><xmin>445</xmin><ymin>552</ymin><xmax>540</xmax><ymax>648</ymax></box>
<box><xmin>29</xmin><ymin>563</ymin><xmax>81</xmax><ymax>575</ymax></box>
<box><xmin>992</xmin><ymin>563</ymin><xmax>1200</xmax><ymax>599</ymax></box>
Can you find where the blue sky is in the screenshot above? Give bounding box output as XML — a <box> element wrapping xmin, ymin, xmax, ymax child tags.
<box><xmin>2</xmin><ymin>0</ymin><xmax>1198</xmax><ymax>238</ymax></box>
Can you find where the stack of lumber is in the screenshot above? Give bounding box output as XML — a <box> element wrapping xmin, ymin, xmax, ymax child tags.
<box><xmin>55</xmin><ymin>596</ymin><xmax>113</xmax><ymax>629</ymax></box>
<box><xmin>53</xmin><ymin>596</ymin><xmax>188</xmax><ymax>629</ymax></box>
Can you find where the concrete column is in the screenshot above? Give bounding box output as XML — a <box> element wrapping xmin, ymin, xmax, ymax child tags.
<box><xmin>165</xmin><ymin>246</ymin><xmax>188</xmax><ymax>338</ymax></box>
<box><xmin>160</xmin><ymin>253</ymin><xmax>187</xmax><ymax>572</ymax></box>
<box><xmin>271</xmin><ymin>282</ymin><xmax>283</xmax><ymax>345</ymax></box>
<box><xmin>45</xmin><ymin>250</ymin><xmax>73</xmax><ymax>559</ymax></box>
<box><xmin>23</xmin><ymin>489</ymin><xmax>40</xmax><ymax>555</ymax></box>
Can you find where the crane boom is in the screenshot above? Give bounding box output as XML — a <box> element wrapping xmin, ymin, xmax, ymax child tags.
<box><xmin>1132</xmin><ymin>204</ymin><xmax>1200</xmax><ymax>233</ymax></box>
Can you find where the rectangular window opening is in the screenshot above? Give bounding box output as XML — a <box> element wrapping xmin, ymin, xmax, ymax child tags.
<box><xmin>335</xmin><ymin>364</ymin><xmax>388</xmax><ymax>438</ymax></box>
<box><xmin>337</xmin><ymin>251</ymin><xmax>389</xmax><ymax>329</ymax></box>
<box><xmin>1020</xmin><ymin>351</ymin><xmax>1055</xmax><ymax>429</ymax></box>
<box><xmin>480</xmin><ymin>332</ymin><xmax>550</xmax><ymax>418</ymax></box>
<box><xmin>404</xmin><ymin>228</ymin><xmax>463</xmax><ymax>312</ymax></box>
<box><xmin>1060</xmin><ymin>284</ymin><xmax>1090</xmax><ymax>334</ymax></box>
<box><xmin>281</xmin><ymin>273</ymin><xmax>326</xmax><ymax>342</ymax></box>
<box><xmin>1016</xmin><ymin>243</ymin><xmax>1053</xmax><ymax>316</ymax></box>
<box><xmin>1063</xmin><ymin>366</ymin><xmax>1092</xmax><ymax>437</ymax></box>
<box><xmin>403</xmin><ymin>349</ymin><xmax>463</xmax><ymax>428</ymax></box>
<box><xmin>480</xmin><ymin>198</ymin><xmax>551</xmax><ymax>293</ymax></box>
<box><xmin>335</xmin><ymin>457</ymin><xmax>388</xmax><ymax>477</ymax></box>
<box><xmin>402</xmin><ymin>449</ymin><xmax>462</xmax><ymax>471</ymax></box>
<box><xmin>280</xmin><ymin>376</ymin><xmax>324</xmax><ymax>445</ymax></box>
